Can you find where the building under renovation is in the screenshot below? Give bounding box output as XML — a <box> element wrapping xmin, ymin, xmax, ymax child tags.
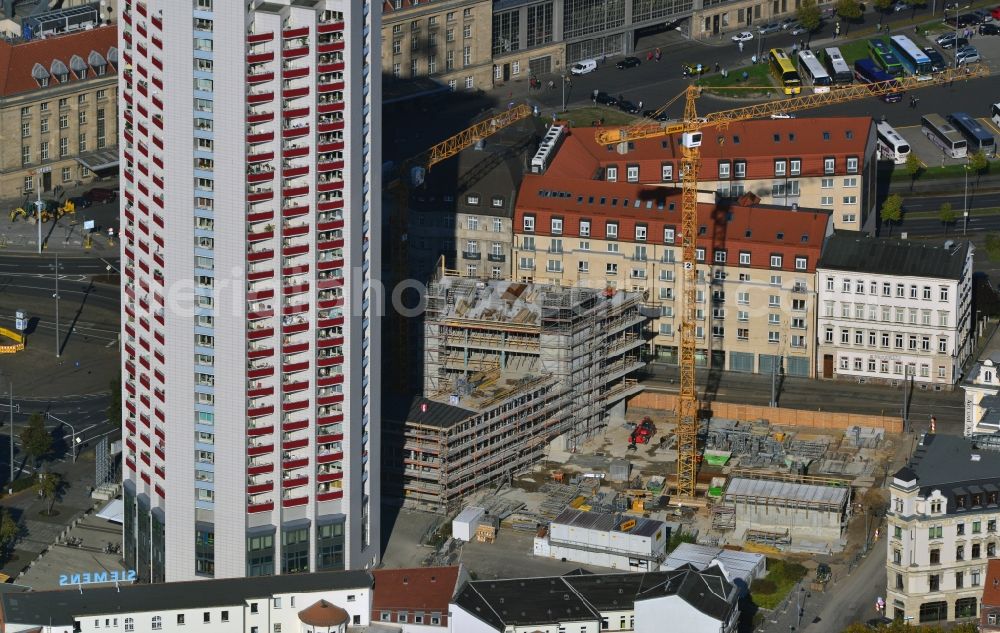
<box><xmin>382</xmin><ymin>273</ymin><xmax>648</xmax><ymax>513</ymax></box>
<box><xmin>722</xmin><ymin>475</ymin><xmax>851</xmax><ymax>549</ymax></box>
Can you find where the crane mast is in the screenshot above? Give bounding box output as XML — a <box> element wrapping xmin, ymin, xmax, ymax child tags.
<box><xmin>595</xmin><ymin>66</ymin><xmax>989</xmax><ymax>500</ymax></box>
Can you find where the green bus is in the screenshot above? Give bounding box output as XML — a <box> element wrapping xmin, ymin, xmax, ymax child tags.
<box><xmin>867</xmin><ymin>38</ymin><xmax>903</xmax><ymax>76</ymax></box>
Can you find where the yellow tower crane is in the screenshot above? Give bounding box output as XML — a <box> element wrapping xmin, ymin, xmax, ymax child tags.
<box><xmin>595</xmin><ymin>66</ymin><xmax>989</xmax><ymax>500</ymax></box>
<box><xmin>386</xmin><ymin>103</ymin><xmax>534</xmax><ymax>393</ymax></box>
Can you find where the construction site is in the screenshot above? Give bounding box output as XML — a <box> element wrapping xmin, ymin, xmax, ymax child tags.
<box><xmin>381</xmin><ymin>272</ymin><xmax>648</xmax><ymax>514</ymax></box>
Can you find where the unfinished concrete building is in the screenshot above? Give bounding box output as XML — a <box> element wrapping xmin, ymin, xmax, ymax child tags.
<box><xmin>722</xmin><ymin>475</ymin><xmax>851</xmax><ymax>550</ymax></box>
<box><xmin>383</xmin><ymin>273</ymin><xmax>648</xmax><ymax>513</ymax></box>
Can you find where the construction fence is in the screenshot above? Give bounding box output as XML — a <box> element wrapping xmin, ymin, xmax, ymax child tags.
<box><xmin>628</xmin><ymin>389</ymin><xmax>903</xmax><ymax>434</ymax></box>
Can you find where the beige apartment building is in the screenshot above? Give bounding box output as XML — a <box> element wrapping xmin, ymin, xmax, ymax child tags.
<box><xmin>582</xmin><ymin>116</ymin><xmax>877</xmax><ymax>233</ymax></box>
<box><xmin>0</xmin><ymin>24</ymin><xmax>119</xmax><ymax>199</ymax></box>
<box><xmin>512</xmin><ymin>180</ymin><xmax>833</xmax><ymax>378</ymax></box>
<box><xmin>693</xmin><ymin>0</ymin><xmax>838</xmax><ymax>38</ymax></box>
<box><xmin>381</xmin><ymin>0</ymin><xmax>494</xmax><ymax>92</ymax></box>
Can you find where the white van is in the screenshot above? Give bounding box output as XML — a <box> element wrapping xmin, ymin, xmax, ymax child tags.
<box><xmin>992</xmin><ymin>102</ymin><xmax>1000</xmax><ymax>128</ymax></box>
<box><xmin>570</xmin><ymin>59</ymin><xmax>597</xmax><ymax>75</ymax></box>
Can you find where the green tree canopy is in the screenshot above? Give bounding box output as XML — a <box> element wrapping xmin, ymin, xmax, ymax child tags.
<box><xmin>797</xmin><ymin>0</ymin><xmax>822</xmax><ymax>31</ymax></box>
<box><xmin>37</xmin><ymin>471</ymin><xmax>62</xmax><ymax>516</ymax></box>
<box><xmin>836</xmin><ymin>0</ymin><xmax>862</xmax><ymax>20</ymax></box>
<box><xmin>881</xmin><ymin>194</ymin><xmax>903</xmax><ymax>235</ymax></box>
<box><xmin>905</xmin><ymin>153</ymin><xmax>922</xmax><ymax>189</ymax></box>
<box><xmin>939</xmin><ymin>202</ymin><xmax>957</xmax><ymax>228</ymax></box>
<box><xmin>0</xmin><ymin>509</ymin><xmax>18</xmax><ymax>555</ymax></box>
<box><xmin>19</xmin><ymin>413</ymin><xmax>51</xmax><ymax>467</ymax></box>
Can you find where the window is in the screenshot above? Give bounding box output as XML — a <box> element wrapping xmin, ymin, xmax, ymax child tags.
<box><xmin>824</xmin><ymin>157</ymin><xmax>835</xmax><ymax>174</ymax></box>
<box><xmin>580</xmin><ymin>220</ymin><xmax>591</xmax><ymax>237</ymax></box>
<box><xmin>718</xmin><ymin>161</ymin><xmax>731</xmax><ymax>178</ymax></box>
<box><xmin>770</xmin><ymin>255</ymin><xmax>782</xmax><ymax>268</ymax></box>
<box><xmin>789</xmin><ymin>159</ymin><xmax>801</xmax><ymax>175</ymax></box>
<box><xmin>774</xmin><ymin>159</ymin><xmax>786</xmax><ymax>176</ymax></box>
<box><xmin>714</xmin><ymin>250</ymin><xmax>726</xmax><ymax>263</ymax></box>
<box><xmin>523</xmin><ymin>216</ymin><xmax>534</xmax><ymax>232</ymax></box>
<box><xmin>661</xmin><ymin>163</ymin><xmax>673</xmax><ymax>181</ymax></box>
<box><xmin>125</xmin><ymin>619</ymin><xmax>134</xmax><ymax>632</ymax></box>
<box><xmin>664</xmin><ymin>227</ymin><xmax>675</xmax><ymax>243</ymax></box>
<box><xmin>606</xmin><ymin>263</ymin><xmax>618</xmax><ymax>275</ymax></box>
<box><xmin>842</xmin><ymin>195</ymin><xmax>857</xmax><ymax>205</ymax></box>
<box><xmin>794</xmin><ymin>256</ymin><xmax>807</xmax><ymax>270</ymax></box>
<box><xmin>734</xmin><ymin>160</ymin><xmax>746</xmax><ymax>178</ymax></box>
<box><xmin>626</xmin><ymin>165</ymin><xmax>639</xmax><ymax>182</ymax></box>
<box><xmin>606</xmin><ymin>223</ymin><xmax>618</xmax><ymax>238</ymax></box>
<box><xmin>768</xmin><ymin>331</ymin><xmax>780</xmax><ymax>343</ymax></box>
<box><xmin>768</xmin><ymin>295</ymin><xmax>780</xmax><ymax>307</ymax></box>
<box><xmin>940</xmin><ymin>287</ymin><xmax>949</xmax><ymax>302</ymax></box>
<box><xmin>606</xmin><ymin>166</ymin><xmax>618</xmax><ymax>182</ymax></box>
<box><xmin>843</xmin><ymin>177</ymin><xmax>858</xmax><ymax>187</ymax></box>
<box><xmin>846</xmin><ymin>156</ymin><xmax>858</xmax><ymax>173</ymax></box>
<box><xmin>152</xmin><ymin>616</ymin><xmax>162</xmax><ymax>630</ymax></box>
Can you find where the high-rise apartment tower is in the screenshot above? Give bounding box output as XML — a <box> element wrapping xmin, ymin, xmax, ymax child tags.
<box><xmin>119</xmin><ymin>0</ymin><xmax>380</xmax><ymax>582</ymax></box>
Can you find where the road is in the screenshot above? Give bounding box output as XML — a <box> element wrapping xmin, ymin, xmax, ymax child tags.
<box><xmin>0</xmin><ymin>254</ymin><xmax>119</xmax><ymax>276</ymax></box>
<box><xmin>0</xmin><ymin>393</ymin><xmax>115</xmax><ymax>483</ymax></box>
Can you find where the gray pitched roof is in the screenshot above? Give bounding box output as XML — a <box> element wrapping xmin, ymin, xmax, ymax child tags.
<box><xmin>1</xmin><ymin>571</ymin><xmax>372</xmax><ymax>627</ymax></box>
<box><xmin>817</xmin><ymin>233</ymin><xmax>970</xmax><ymax>280</ymax></box>
<box><xmin>453</xmin><ymin>567</ymin><xmax>737</xmax><ymax>631</ymax></box>
<box><xmin>384</xmin><ymin>396</ymin><xmax>476</xmax><ymax>429</ymax></box>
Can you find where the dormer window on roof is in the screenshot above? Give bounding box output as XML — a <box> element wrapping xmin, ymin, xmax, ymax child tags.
<box><xmin>69</xmin><ymin>54</ymin><xmax>88</xmax><ymax>79</ymax></box>
<box><xmin>88</xmin><ymin>50</ymin><xmax>108</xmax><ymax>75</ymax></box>
<box><xmin>801</xmin><ymin>233</ymin><xmax>809</xmax><ymax>243</ymax></box>
<box><xmin>50</xmin><ymin>59</ymin><xmax>69</xmax><ymax>83</ymax></box>
<box><xmin>772</xmin><ymin>134</ymin><xmax>780</xmax><ymax>142</ymax></box>
<box><xmin>31</xmin><ymin>63</ymin><xmax>50</xmax><ymax>87</ymax></box>
<box><xmin>732</xmin><ymin>135</ymin><xmax>740</xmax><ymax>144</ymax></box>
<box><xmin>822</xmin><ymin>131</ymin><xmax>831</xmax><ymax>140</ymax></box>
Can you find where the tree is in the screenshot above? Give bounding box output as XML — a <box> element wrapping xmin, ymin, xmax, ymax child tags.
<box><xmin>797</xmin><ymin>0</ymin><xmax>822</xmax><ymax>34</ymax></box>
<box><xmin>905</xmin><ymin>153</ymin><xmax>922</xmax><ymax>190</ymax></box>
<box><xmin>881</xmin><ymin>194</ymin><xmax>903</xmax><ymax>235</ymax></box>
<box><xmin>986</xmin><ymin>233</ymin><xmax>1000</xmax><ymax>262</ymax></box>
<box><xmin>0</xmin><ymin>509</ymin><xmax>17</xmax><ymax>555</ymax></box>
<box><xmin>37</xmin><ymin>472</ymin><xmax>62</xmax><ymax>516</ymax></box>
<box><xmin>836</xmin><ymin>0</ymin><xmax>862</xmax><ymax>32</ymax></box>
<box><xmin>905</xmin><ymin>0</ymin><xmax>927</xmax><ymax>17</ymax></box>
<box><xmin>19</xmin><ymin>413</ymin><xmax>52</xmax><ymax>468</ymax></box>
<box><xmin>939</xmin><ymin>202</ymin><xmax>957</xmax><ymax>232</ymax></box>
<box><xmin>873</xmin><ymin>0</ymin><xmax>892</xmax><ymax>13</ymax></box>
<box><xmin>969</xmin><ymin>149</ymin><xmax>990</xmax><ymax>185</ymax></box>
<box><xmin>668</xmin><ymin>530</ymin><xmax>696</xmax><ymax>553</ymax></box>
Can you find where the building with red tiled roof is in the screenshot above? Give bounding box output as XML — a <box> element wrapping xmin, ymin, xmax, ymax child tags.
<box><xmin>513</xmin><ymin>123</ymin><xmax>835</xmax><ymax>377</ymax></box>
<box><xmin>983</xmin><ymin>559</ymin><xmax>1000</xmax><ymax>630</ymax></box>
<box><xmin>546</xmin><ymin>117</ymin><xmax>876</xmax><ymax>232</ymax></box>
<box><xmin>371</xmin><ymin>565</ymin><xmax>467</xmax><ymax>629</ymax></box>
<box><xmin>0</xmin><ymin>24</ymin><xmax>118</xmax><ymax>199</ymax></box>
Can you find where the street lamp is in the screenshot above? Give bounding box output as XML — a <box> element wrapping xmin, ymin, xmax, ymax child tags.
<box><xmin>561</xmin><ymin>73</ymin><xmax>567</xmax><ymax>113</ymax></box>
<box><xmin>46</xmin><ymin>413</ymin><xmax>78</xmax><ymax>463</ymax></box>
<box><xmin>963</xmin><ymin>161</ymin><xmax>970</xmax><ymax>235</ymax></box>
<box><xmin>0</xmin><ymin>375</ymin><xmax>17</xmax><ymax>490</ymax></box>
<box><xmin>50</xmin><ymin>255</ymin><xmax>61</xmax><ymax>358</ymax></box>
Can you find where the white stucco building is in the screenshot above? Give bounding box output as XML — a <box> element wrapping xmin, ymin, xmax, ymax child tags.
<box><xmin>886</xmin><ymin>434</ymin><xmax>1000</xmax><ymax>624</ymax></box>
<box><xmin>963</xmin><ymin>328</ymin><xmax>1000</xmax><ymax>436</ymax></box>
<box><xmin>119</xmin><ymin>0</ymin><xmax>380</xmax><ymax>581</ymax></box>
<box><xmin>816</xmin><ymin>234</ymin><xmax>974</xmax><ymax>388</ymax></box>
<box><xmin>449</xmin><ymin>566</ymin><xmax>740</xmax><ymax>633</ymax></box>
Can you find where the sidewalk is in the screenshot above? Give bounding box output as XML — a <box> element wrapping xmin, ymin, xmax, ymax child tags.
<box><xmin>0</xmin><ymin>178</ymin><xmax>119</xmax><ymax>254</ymax></box>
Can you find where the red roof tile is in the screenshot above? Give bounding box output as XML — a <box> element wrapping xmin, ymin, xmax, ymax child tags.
<box><xmin>0</xmin><ymin>26</ymin><xmax>117</xmax><ymax>97</ymax></box>
<box><xmin>548</xmin><ymin>118</ymin><xmax>874</xmax><ymax>182</ymax></box>
<box><xmin>514</xmin><ymin>176</ymin><xmax>831</xmax><ymax>273</ymax></box>
<box><xmin>984</xmin><ymin>559</ymin><xmax>1000</xmax><ymax>607</ymax></box>
<box><xmin>372</xmin><ymin>566</ymin><xmax>461</xmax><ymax>611</ymax></box>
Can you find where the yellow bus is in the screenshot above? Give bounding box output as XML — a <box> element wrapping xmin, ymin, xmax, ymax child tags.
<box><xmin>768</xmin><ymin>48</ymin><xmax>801</xmax><ymax>95</ymax></box>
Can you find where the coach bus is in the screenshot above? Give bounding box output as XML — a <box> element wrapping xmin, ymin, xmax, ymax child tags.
<box><xmin>797</xmin><ymin>50</ymin><xmax>832</xmax><ymax>93</ymax></box>
<box><xmin>875</xmin><ymin>120</ymin><xmax>911</xmax><ymax>164</ymax></box>
<box><xmin>822</xmin><ymin>47</ymin><xmax>854</xmax><ymax>84</ymax></box>
<box><xmin>868</xmin><ymin>38</ymin><xmax>904</xmax><ymax>76</ymax></box>
<box><xmin>854</xmin><ymin>58</ymin><xmax>903</xmax><ymax>103</ymax></box>
<box><xmin>921</xmin><ymin>113</ymin><xmax>968</xmax><ymax>158</ymax></box>
<box><xmin>769</xmin><ymin>48</ymin><xmax>802</xmax><ymax>94</ymax></box>
<box><xmin>949</xmin><ymin>111</ymin><xmax>996</xmax><ymax>157</ymax></box>
<box><xmin>889</xmin><ymin>35</ymin><xmax>933</xmax><ymax>77</ymax></box>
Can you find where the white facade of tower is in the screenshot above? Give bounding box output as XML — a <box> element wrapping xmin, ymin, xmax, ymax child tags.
<box><xmin>119</xmin><ymin>0</ymin><xmax>379</xmax><ymax>582</ymax></box>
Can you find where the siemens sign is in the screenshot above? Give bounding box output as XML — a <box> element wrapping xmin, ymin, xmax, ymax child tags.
<box><xmin>59</xmin><ymin>569</ymin><xmax>136</xmax><ymax>586</ymax></box>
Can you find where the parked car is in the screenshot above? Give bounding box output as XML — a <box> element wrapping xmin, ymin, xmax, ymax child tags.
<box><xmin>922</xmin><ymin>46</ymin><xmax>946</xmax><ymax>71</ymax></box>
<box><xmin>973</xmin><ymin>8</ymin><xmax>993</xmax><ymax>22</ymax></box>
<box><xmin>956</xmin><ymin>46</ymin><xmax>981</xmax><ymax>63</ymax></box>
<box><xmin>617</xmin><ymin>100</ymin><xmax>641</xmax><ymax>114</ymax></box>
<box><xmin>891</xmin><ymin>1</ymin><xmax>908</xmax><ymax>11</ymax></box>
<box><xmin>592</xmin><ymin>91</ymin><xmax>618</xmax><ymax>106</ymax></box>
<box><xmin>789</xmin><ymin>23</ymin><xmax>810</xmax><ymax>34</ymax></box>
<box><xmin>936</xmin><ymin>32</ymin><xmax>969</xmax><ymax>48</ymax></box>
<box><xmin>992</xmin><ymin>5</ymin><xmax>1000</xmax><ymax>19</ymax></box>
<box><xmin>945</xmin><ymin>13</ymin><xmax>978</xmax><ymax>27</ymax></box>
<box><xmin>616</xmin><ymin>56</ymin><xmax>641</xmax><ymax>69</ymax></box>
<box><xmin>68</xmin><ymin>196</ymin><xmax>91</xmax><ymax>209</ymax></box>
<box><xmin>980</xmin><ymin>22</ymin><xmax>1000</xmax><ymax>34</ymax></box>
<box><xmin>641</xmin><ymin>110</ymin><xmax>672</xmax><ymax>122</ymax></box>
<box><xmin>757</xmin><ymin>22</ymin><xmax>782</xmax><ymax>35</ymax></box>
<box><xmin>570</xmin><ymin>59</ymin><xmax>597</xmax><ymax>75</ymax></box>
<box><xmin>779</xmin><ymin>17</ymin><xmax>797</xmax><ymax>29</ymax></box>
<box><xmin>732</xmin><ymin>30</ymin><xmax>755</xmax><ymax>42</ymax></box>
<box><xmin>83</xmin><ymin>187</ymin><xmax>117</xmax><ymax>203</ymax></box>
